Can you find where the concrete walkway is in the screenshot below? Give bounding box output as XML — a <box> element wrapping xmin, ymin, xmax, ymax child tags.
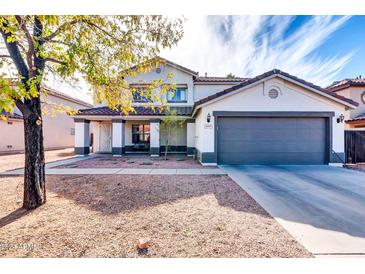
<box><xmin>44</xmin><ymin>155</ymin><xmax>93</xmax><ymax>168</ymax></box>
<box><xmin>222</xmin><ymin>165</ymin><xmax>365</xmax><ymax>257</ymax></box>
<box><xmin>0</xmin><ymin>154</ymin><xmax>226</xmax><ymax>176</ymax></box>
<box><xmin>0</xmin><ymin>167</ymin><xmax>226</xmax><ymax>176</ymax></box>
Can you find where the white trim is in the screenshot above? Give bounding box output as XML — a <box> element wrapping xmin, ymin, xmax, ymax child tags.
<box><xmin>201</xmin><ymin>162</ymin><xmax>218</xmax><ymax>166</ymax></box>
<box><xmin>346</xmin><ymin>128</ymin><xmax>365</xmax><ymax>131</ymax></box>
<box><xmin>329</xmin><ymin>163</ymin><xmax>343</xmax><ymax>167</ymax></box>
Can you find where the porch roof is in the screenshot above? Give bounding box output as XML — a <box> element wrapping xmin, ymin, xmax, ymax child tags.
<box><xmin>346</xmin><ymin>112</ymin><xmax>365</xmax><ymax>124</ymax></box>
<box><xmin>75</xmin><ymin>106</ymin><xmax>193</xmax><ymax>117</ymax></box>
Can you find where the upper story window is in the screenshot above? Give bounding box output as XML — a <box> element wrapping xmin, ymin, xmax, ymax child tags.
<box><xmin>133</xmin><ymin>89</ymin><xmax>151</xmax><ymax>103</ymax></box>
<box><xmin>167</xmin><ymin>88</ymin><xmax>187</xmax><ymax>103</ymax></box>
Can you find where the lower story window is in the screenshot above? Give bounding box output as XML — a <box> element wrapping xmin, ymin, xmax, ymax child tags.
<box><xmin>132</xmin><ymin>124</ymin><xmax>150</xmax><ymax>144</ymax></box>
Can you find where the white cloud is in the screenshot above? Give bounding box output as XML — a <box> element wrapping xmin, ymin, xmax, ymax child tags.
<box><xmin>161</xmin><ymin>15</ymin><xmax>353</xmax><ymax>86</ymax></box>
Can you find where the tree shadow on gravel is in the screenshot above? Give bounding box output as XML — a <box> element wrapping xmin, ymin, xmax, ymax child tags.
<box><xmin>0</xmin><ymin>207</ymin><xmax>31</xmax><ymax>229</ymax></box>
<box><xmin>46</xmin><ymin>174</ymin><xmax>270</xmax><ymax>217</ymax></box>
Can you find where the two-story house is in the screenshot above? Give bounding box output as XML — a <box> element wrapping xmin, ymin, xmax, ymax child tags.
<box><xmin>327</xmin><ymin>77</ymin><xmax>365</xmax><ymax>128</ymax></box>
<box><xmin>73</xmin><ymin>58</ymin><xmax>358</xmax><ymax>166</ymax></box>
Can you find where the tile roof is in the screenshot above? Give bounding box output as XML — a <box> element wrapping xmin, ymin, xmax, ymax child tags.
<box><xmin>193</xmin><ymin>69</ymin><xmax>359</xmax><ymax>110</ymax></box>
<box><xmin>76</xmin><ymin>106</ymin><xmax>193</xmax><ymax>117</ymax></box>
<box><xmin>0</xmin><ymin>110</ymin><xmax>23</xmax><ymax>119</ymax></box>
<box><xmin>346</xmin><ymin>112</ymin><xmax>365</xmax><ymax>123</ymax></box>
<box><xmin>327</xmin><ymin>78</ymin><xmax>365</xmax><ymax>92</ymax></box>
<box><xmin>194</xmin><ymin>76</ymin><xmax>249</xmax><ymax>83</ymax></box>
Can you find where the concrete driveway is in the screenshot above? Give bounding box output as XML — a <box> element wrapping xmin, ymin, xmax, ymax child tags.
<box><xmin>222</xmin><ymin>165</ymin><xmax>365</xmax><ymax>257</ymax></box>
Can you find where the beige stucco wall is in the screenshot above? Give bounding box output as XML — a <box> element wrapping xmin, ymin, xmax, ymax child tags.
<box><xmin>0</xmin><ymin>118</ymin><xmax>24</xmax><ymax>153</ymax></box>
<box><xmin>193</xmin><ymin>84</ymin><xmax>238</xmax><ymax>101</ymax></box>
<box><xmin>0</xmin><ymin>93</ymin><xmax>91</xmax><ymax>154</ymax></box>
<box><xmin>336</xmin><ymin>87</ymin><xmax>365</xmax><ymax>119</ymax></box>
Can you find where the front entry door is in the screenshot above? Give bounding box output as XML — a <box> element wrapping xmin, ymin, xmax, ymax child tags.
<box><xmin>131</xmin><ymin>124</ymin><xmax>150</xmax><ymax>151</ymax></box>
<box><xmin>99</xmin><ymin>123</ymin><xmax>112</xmax><ymax>153</ymax></box>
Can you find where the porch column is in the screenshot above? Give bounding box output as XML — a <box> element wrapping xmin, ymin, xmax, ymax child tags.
<box><xmin>112</xmin><ymin>119</ymin><xmax>125</xmax><ymax>156</ymax></box>
<box><xmin>74</xmin><ymin>118</ymin><xmax>90</xmax><ymax>155</ymax></box>
<box><xmin>186</xmin><ymin>119</ymin><xmax>196</xmax><ymax>156</ymax></box>
<box><xmin>150</xmin><ymin>119</ymin><xmax>160</xmax><ymax>156</ymax></box>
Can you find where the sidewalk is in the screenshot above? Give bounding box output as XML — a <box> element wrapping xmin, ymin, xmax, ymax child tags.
<box><xmin>0</xmin><ymin>153</ymin><xmax>226</xmax><ymax>176</ymax></box>
<box><xmin>0</xmin><ymin>168</ymin><xmax>226</xmax><ymax>176</ymax></box>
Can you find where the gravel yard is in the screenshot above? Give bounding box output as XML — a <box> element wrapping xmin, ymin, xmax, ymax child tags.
<box><xmin>55</xmin><ymin>154</ymin><xmax>215</xmax><ymax>169</ymax></box>
<box><xmin>344</xmin><ymin>163</ymin><xmax>365</xmax><ymax>173</ymax></box>
<box><xmin>0</xmin><ymin>148</ymin><xmax>75</xmax><ymax>172</ymax></box>
<box><xmin>0</xmin><ymin>174</ymin><xmax>311</xmax><ymax>258</ymax></box>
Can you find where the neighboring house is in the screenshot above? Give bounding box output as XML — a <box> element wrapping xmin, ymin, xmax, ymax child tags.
<box><xmin>0</xmin><ymin>88</ymin><xmax>93</xmax><ymax>154</ymax></box>
<box><xmin>73</xmin><ymin>58</ymin><xmax>358</xmax><ymax>165</ymax></box>
<box><xmin>327</xmin><ymin>77</ymin><xmax>365</xmax><ymax>128</ymax></box>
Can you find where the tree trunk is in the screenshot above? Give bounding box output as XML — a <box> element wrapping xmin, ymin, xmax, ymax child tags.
<box><xmin>164</xmin><ymin>141</ymin><xmax>168</xmax><ymax>160</ymax></box>
<box><xmin>22</xmin><ymin>96</ymin><xmax>46</xmax><ymax>209</ymax></box>
<box><xmin>164</xmin><ymin>130</ymin><xmax>169</xmax><ymax>160</ymax></box>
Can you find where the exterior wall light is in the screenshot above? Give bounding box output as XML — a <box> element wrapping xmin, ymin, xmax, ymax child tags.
<box><xmin>207</xmin><ymin>113</ymin><xmax>211</xmax><ymax>123</ymax></box>
<box><xmin>337</xmin><ymin>114</ymin><xmax>345</xmax><ymax>124</ymax></box>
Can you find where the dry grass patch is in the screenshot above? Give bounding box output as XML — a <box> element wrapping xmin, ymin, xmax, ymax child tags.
<box><xmin>0</xmin><ymin>175</ymin><xmax>311</xmax><ymax>258</ymax></box>
<box><xmin>55</xmin><ymin>154</ymin><xmax>214</xmax><ymax>169</ymax></box>
<box><xmin>344</xmin><ymin>163</ymin><xmax>365</xmax><ymax>173</ymax></box>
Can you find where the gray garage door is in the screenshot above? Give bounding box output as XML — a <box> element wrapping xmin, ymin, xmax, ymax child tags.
<box><xmin>217</xmin><ymin>117</ymin><xmax>328</xmax><ymax>165</ymax></box>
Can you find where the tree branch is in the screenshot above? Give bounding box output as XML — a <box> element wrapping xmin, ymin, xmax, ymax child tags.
<box><xmin>83</xmin><ymin>20</ymin><xmax>124</xmax><ymax>43</ymax></box>
<box><xmin>43</xmin><ymin>19</ymin><xmax>79</xmax><ymax>41</ymax></box>
<box><xmin>48</xmin><ymin>39</ymin><xmax>71</xmax><ymax>46</ymax></box>
<box><xmin>32</xmin><ymin>16</ymin><xmax>45</xmax><ymax>77</ymax></box>
<box><xmin>15</xmin><ymin>15</ymin><xmax>33</xmax><ymax>68</ymax></box>
<box><xmin>0</xmin><ymin>54</ymin><xmax>11</xmax><ymax>58</ymax></box>
<box><xmin>14</xmin><ymin>98</ymin><xmax>28</xmax><ymax>115</ymax></box>
<box><xmin>45</xmin><ymin>57</ymin><xmax>66</xmax><ymax>65</ymax></box>
<box><xmin>0</xmin><ymin>18</ymin><xmax>29</xmax><ymax>81</ymax></box>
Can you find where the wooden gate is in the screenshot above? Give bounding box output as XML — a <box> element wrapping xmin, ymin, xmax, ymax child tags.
<box><xmin>345</xmin><ymin>130</ymin><xmax>365</xmax><ymax>163</ymax></box>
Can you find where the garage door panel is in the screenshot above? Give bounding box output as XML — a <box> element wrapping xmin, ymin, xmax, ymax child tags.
<box><xmin>218</xmin><ymin>152</ymin><xmax>326</xmax><ymax>165</ymax></box>
<box><xmin>220</xmin><ymin>129</ymin><xmax>304</xmax><ymax>141</ymax></box>
<box><xmin>217</xmin><ymin>117</ymin><xmax>328</xmax><ymax>165</ymax></box>
<box><xmin>219</xmin><ymin>140</ymin><xmax>324</xmax><ymax>153</ymax></box>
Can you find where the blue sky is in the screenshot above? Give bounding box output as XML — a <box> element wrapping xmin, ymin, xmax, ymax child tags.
<box><xmin>313</xmin><ymin>16</ymin><xmax>365</xmax><ymax>79</ymax></box>
<box><xmin>162</xmin><ymin>15</ymin><xmax>365</xmax><ymax>87</ymax></box>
